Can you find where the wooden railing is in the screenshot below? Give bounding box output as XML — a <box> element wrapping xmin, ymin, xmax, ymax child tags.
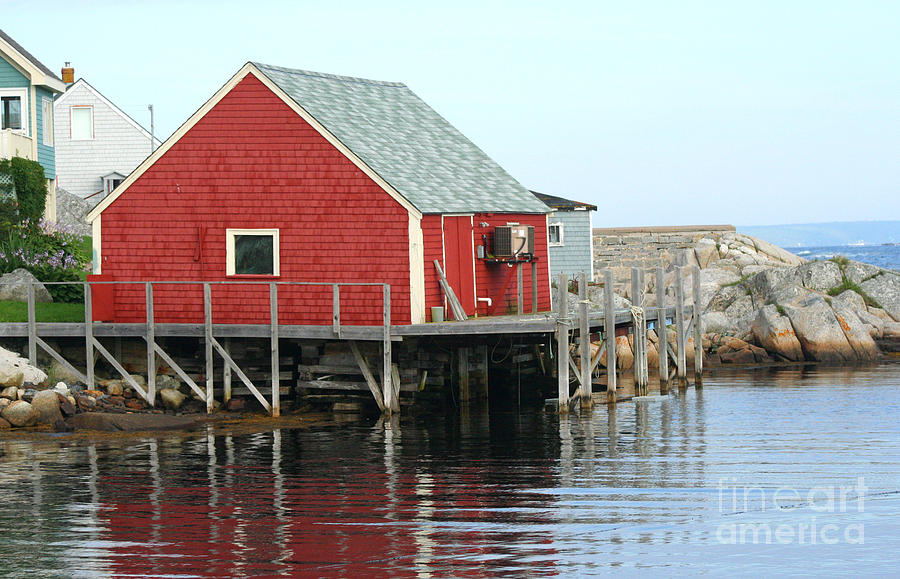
<box><xmin>0</xmin><ymin>129</ymin><xmax>33</xmax><ymax>160</ymax></box>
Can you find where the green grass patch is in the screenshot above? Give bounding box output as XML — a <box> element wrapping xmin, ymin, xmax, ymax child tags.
<box><xmin>0</xmin><ymin>300</ymin><xmax>85</xmax><ymax>322</ymax></box>
<box><xmin>722</xmin><ymin>274</ymin><xmax>752</xmax><ymax>288</ymax></box>
<box><xmin>829</xmin><ymin>255</ymin><xmax>851</xmax><ymax>268</ymax></box>
<box><xmin>827</xmin><ymin>278</ymin><xmax>882</xmax><ymax>309</ymax></box>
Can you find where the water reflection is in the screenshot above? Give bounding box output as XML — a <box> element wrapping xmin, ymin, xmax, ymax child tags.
<box><xmin>0</xmin><ymin>364</ymin><xmax>898</xmax><ymax>576</ymax></box>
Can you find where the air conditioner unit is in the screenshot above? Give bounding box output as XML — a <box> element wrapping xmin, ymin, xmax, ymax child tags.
<box><xmin>493</xmin><ymin>225</ymin><xmax>534</xmax><ymax>257</ymax></box>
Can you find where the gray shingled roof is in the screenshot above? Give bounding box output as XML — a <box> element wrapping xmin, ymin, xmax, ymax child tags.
<box><xmin>0</xmin><ymin>29</ymin><xmax>61</xmax><ymax>82</ymax></box>
<box><xmin>253</xmin><ymin>63</ymin><xmax>550</xmax><ymax>215</ymax></box>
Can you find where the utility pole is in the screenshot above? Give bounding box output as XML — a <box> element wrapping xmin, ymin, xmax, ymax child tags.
<box><xmin>148</xmin><ymin>104</ymin><xmax>155</xmax><ymax>153</ymax></box>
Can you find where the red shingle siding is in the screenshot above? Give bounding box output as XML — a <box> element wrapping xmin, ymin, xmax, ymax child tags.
<box><xmin>421</xmin><ymin>215</ymin><xmax>445</xmax><ymax>321</ymax></box>
<box><xmin>95</xmin><ymin>74</ymin><xmax>411</xmax><ymax>325</ymax></box>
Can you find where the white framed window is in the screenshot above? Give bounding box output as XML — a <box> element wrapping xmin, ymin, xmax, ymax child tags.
<box><xmin>548</xmin><ymin>223</ymin><xmax>564</xmax><ymax>246</ymax></box>
<box><xmin>0</xmin><ymin>88</ymin><xmax>27</xmax><ymax>132</ymax></box>
<box><xmin>226</xmin><ymin>229</ymin><xmax>280</xmax><ymax>276</ymax></box>
<box><xmin>70</xmin><ymin>105</ymin><xmax>93</xmax><ymax>140</ymax></box>
<box><xmin>41</xmin><ymin>98</ymin><xmax>52</xmax><ymax>146</ymax></box>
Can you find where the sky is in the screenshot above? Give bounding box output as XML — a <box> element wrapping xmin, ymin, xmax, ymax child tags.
<box><xmin>6</xmin><ymin>0</ymin><xmax>898</xmax><ymax>227</ymax></box>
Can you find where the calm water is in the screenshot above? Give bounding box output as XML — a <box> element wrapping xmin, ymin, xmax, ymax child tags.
<box><xmin>2</xmin><ymin>363</ymin><xmax>899</xmax><ymax>577</ymax></box>
<box><xmin>790</xmin><ymin>244</ymin><xmax>900</xmax><ymax>271</ymax></box>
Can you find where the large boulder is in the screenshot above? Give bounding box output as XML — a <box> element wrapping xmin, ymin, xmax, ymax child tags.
<box><xmin>860</xmin><ymin>272</ymin><xmax>900</xmax><ymax>322</ymax></box>
<box><xmin>0</xmin><ymin>269</ymin><xmax>52</xmax><ymax>303</ymax></box>
<box><xmin>55</xmin><ymin>187</ymin><xmax>92</xmax><ymax>237</ymax></box>
<box><xmin>831</xmin><ymin>302</ymin><xmax>879</xmax><ymax>361</ymax></box>
<box><xmin>0</xmin><ymin>347</ymin><xmax>48</xmax><ymax>386</ymax></box>
<box><xmin>781</xmin><ymin>293</ymin><xmax>855</xmax><ymax>362</ymax></box>
<box><xmin>66</xmin><ymin>412</ymin><xmax>202</xmax><ymax>432</ymax></box>
<box><xmin>159</xmin><ymin>387</ymin><xmax>187</xmax><ymax>410</ymax></box>
<box><xmin>843</xmin><ymin>261</ymin><xmax>882</xmax><ymax>285</ymax></box>
<box><xmin>694</xmin><ymin>238</ymin><xmax>720</xmax><ymax>268</ymax></box>
<box><xmin>1</xmin><ymin>400</ymin><xmax>38</xmax><ymax>427</ymax></box>
<box><xmin>751</xmin><ymin>305</ymin><xmax>804</xmax><ymax>361</ymax></box>
<box><xmin>30</xmin><ymin>389</ymin><xmax>64</xmax><ymax>425</ymax></box>
<box><xmin>796</xmin><ymin>261</ymin><xmax>843</xmax><ymax>293</ymax></box>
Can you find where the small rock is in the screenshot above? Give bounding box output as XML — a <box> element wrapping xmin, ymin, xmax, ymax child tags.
<box><xmin>0</xmin><ymin>398</ymin><xmax>9</xmax><ymax>411</ymax></box>
<box><xmin>159</xmin><ymin>388</ymin><xmax>187</xmax><ymax>410</ymax></box>
<box><xmin>1</xmin><ymin>400</ymin><xmax>39</xmax><ymax>427</ymax></box>
<box><xmin>0</xmin><ymin>367</ymin><xmax>24</xmax><ymax>388</ymax></box>
<box><xmin>75</xmin><ymin>394</ymin><xmax>97</xmax><ymax>411</ymax></box>
<box><xmin>0</xmin><ymin>386</ymin><xmax>18</xmax><ymax>400</ymax></box>
<box><xmin>21</xmin><ymin>388</ymin><xmax>37</xmax><ymax>403</ymax></box>
<box><xmin>83</xmin><ymin>389</ymin><xmax>104</xmax><ymax>398</ymax></box>
<box><xmin>224</xmin><ymin>398</ymin><xmax>246</xmax><ymax>412</ymax></box>
<box><xmin>156</xmin><ymin>374</ymin><xmax>180</xmax><ymax>391</ymax></box>
<box><xmin>57</xmin><ymin>393</ymin><xmax>76</xmax><ymax>416</ymax></box>
<box><xmin>53</xmin><ymin>382</ymin><xmax>70</xmax><ymax>396</ymax></box>
<box><xmin>125</xmin><ymin>399</ymin><xmax>147</xmax><ymax>411</ymax></box>
<box><xmin>31</xmin><ymin>390</ymin><xmax>64</xmax><ymax>425</ymax></box>
<box><xmin>0</xmin><ymin>417</ymin><xmax>10</xmax><ymax>429</ymax></box>
<box><xmin>106</xmin><ymin>382</ymin><xmax>124</xmax><ymax>396</ymax></box>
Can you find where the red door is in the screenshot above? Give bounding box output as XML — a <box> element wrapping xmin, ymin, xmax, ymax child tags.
<box><xmin>442</xmin><ymin>216</ymin><xmax>476</xmax><ymax>315</ymax></box>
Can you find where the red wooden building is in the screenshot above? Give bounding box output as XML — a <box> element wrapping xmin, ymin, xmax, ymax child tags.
<box><xmin>86</xmin><ymin>62</ymin><xmax>552</xmax><ymax>326</ymax></box>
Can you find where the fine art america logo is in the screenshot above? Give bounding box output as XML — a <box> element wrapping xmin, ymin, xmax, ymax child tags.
<box><xmin>716</xmin><ymin>477</ymin><xmax>866</xmax><ymax>545</ymax></box>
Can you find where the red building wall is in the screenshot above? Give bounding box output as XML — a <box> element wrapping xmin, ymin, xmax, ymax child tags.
<box><xmin>92</xmin><ymin>74</ymin><xmax>412</xmax><ymax>326</ymax></box>
<box><xmin>421</xmin><ymin>213</ymin><xmax>551</xmax><ymax>320</ymax></box>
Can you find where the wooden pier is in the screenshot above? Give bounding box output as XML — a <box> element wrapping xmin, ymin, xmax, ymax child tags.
<box><xmin>0</xmin><ymin>267</ymin><xmax>703</xmax><ymax>416</ymax></box>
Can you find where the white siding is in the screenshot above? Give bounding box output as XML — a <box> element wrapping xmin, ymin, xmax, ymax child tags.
<box><xmin>54</xmin><ymin>81</ymin><xmax>156</xmax><ymax>199</ymax></box>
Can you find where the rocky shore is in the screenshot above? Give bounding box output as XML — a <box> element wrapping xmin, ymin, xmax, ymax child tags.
<box><xmin>564</xmin><ymin>231</ymin><xmax>900</xmax><ymax>371</ymax></box>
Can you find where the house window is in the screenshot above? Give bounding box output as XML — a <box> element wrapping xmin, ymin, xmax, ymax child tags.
<box><xmin>71</xmin><ymin>106</ymin><xmax>93</xmax><ymax>140</ymax></box>
<box><xmin>549</xmin><ymin>223</ymin><xmax>564</xmax><ymax>246</ymax></box>
<box><xmin>105</xmin><ymin>178</ymin><xmax>123</xmax><ymax>194</ymax></box>
<box><xmin>226</xmin><ymin>229</ymin><xmax>280</xmax><ymax>276</ymax></box>
<box><xmin>0</xmin><ymin>89</ymin><xmax>26</xmax><ymax>132</ymax></box>
<box><xmin>41</xmin><ymin>98</ymin><xmax>52</xmax><ymax>146</ymax></box>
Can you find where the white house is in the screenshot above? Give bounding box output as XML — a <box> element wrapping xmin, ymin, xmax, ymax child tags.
<box><xmin>54</xmin><ymin>77</ymin><xmax>160</xmax><ymax>199</ymax></box>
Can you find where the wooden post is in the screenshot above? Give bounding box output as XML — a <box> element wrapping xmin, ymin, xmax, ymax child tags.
<box><xmin>631</xmin><ymin>268</ymin><xmax>648</xmax><ymax>396</ymax></box>
<box><xmin>270</xmin><ymin>283</ymin><xmax>280</xmax><ymax>417</ymax></box>
<box><xmin>84</xmin><ymin>282</ymin><xmax>94</xmax><ymax>388</ymax></box>
<box><xmin>656</xmin><ymin>266</ymin><xmax>669</xmax><ymax>393</ymax></box>
<box><xmin>223</xmin><ymin>338</ymin><xmax>232</xmax><ymax>404</ymax></box>
<box><xmin>204</xmin><ymin>283</ymin><xmax>214</xmax><ymax>413</ymax></box>
<box><xmin>674</xmin><ymin>267</ymin><xmax>686</xmax><ymax>387</ymax></box>
<box><xmin>531</xmin><ymin>261</ymin><xmax>538</xmax><ymax>314</ymax></box>
<box><xmin>457</xmin><ymin>346</ymin><xmax>470</xmax><ymax>404</ymax></box>
<box><xmin>556</xmin><ymin>272</ymin><xmax>569</xmax><ymax>412</ymax></box>
<box><xmin>26</xmin><ymin>282</ymin><xmax>36</xmax><ymax>366</ymax></box>
<box><xmin>603</xmin><ymin>269</ymin><xmax>616</xmax><ymax>403</ymax></box>
<box><xmin>692</xmin><ymin>265</ymin><xmax>703</xmax><ymax>387</ymax></box>
<box><xmin>146</xmin><ymin>283</ymin><xmax>156</xmax><ymax>406</ymax></box>
<box><xmin>516</xmin><ymin>263</ymin><xmax>524</xmax><ymax>315</ymax></box>
<box><xmin>332</xmin><ymin>284</ymin><xmax>341</xmax><ymax>337</ymax></box>
<box><xmin>578</xmin><ymin>271</ymin><xmax>591</xmax><ymax>407</ymax></box>
<box><xmin>382</xmin><ymin>284</ymin><xmax>395</xmax><ymax>413</ymax></box>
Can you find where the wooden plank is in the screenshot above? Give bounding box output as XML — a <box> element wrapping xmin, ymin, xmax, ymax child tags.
<box><xmin>146</xmin><ymin>283</ymin><xmax>156</xmax><ymax>406</ymax></box>
<box><xmin>604</xmin><ymin>269</ymin><xmax>616</xmax><ymax>403</ymax></box>
<box><xmin>298</xmin><ymin>379</ymin><xmax>420</xmax><ymax>392</ymax></box>
<box><xmin>674</xmin><ymin>267</ymin><xmax>686</xmax><ymax>385</ymax></box>
<box><xmin>35</xmin><ymin>336</ymin><xmax>88</xmax><ymax>385</ymax></box>
<box><xmin>84</xmin><ymin>283</ymin><xmax>94</xmax><ymax>388</ymax></box>
<box><xmin>332</xmin><ymin>284</ymin><xmax>341</xmax><ymax>338</ymax></box>
<box><xmin>568</xmin><ymin>350</ymin><xmax>583</xmax><ymax>387</ymax></box>
<box><xmin>516</xmin><ymin>264</ymin><xmax>524</xmax><ymax>315</ymax></box>
<box><xmin>92</xmin><ymin>337</ymin><xmax>148</xmax><ymax>399</ymax></box>
<box><xmin>270</xmin><ymin>283</ymin><xmax>280</xmax><ymax>417</ymax></box>
<box><xmin>657</xmin><ymin>266</ymin><xmax>669</xmax><ymax>392</ymax></box>
<box><xmin>382</xmin><ymin>285</ymin><xmax>395</xmax><ymax>413</ymax></box>
<box><xmin>578</xmin><ymin>271</ymin><xmax>591</xmax><ymax>406</ymax></box>
<box><xmin>692</xmin><ymin>265</ymin><xmax>703</xmax><ymax>386</ymax></box>
<box><xmin>204</xmin><ymin>283</ymin><xmax>214</xmax><ymax>413</ymax></box>
<box><xmin>553</xmin><ymin>275</ymin><xmax>568</xmax><ymax>407</ymax></box>
<box><xmin>349</xmin><ymin>340</ymin><xmax>385</xmax><ymax>411</ymax></box>
<box><xmin>151</xmin><ymin>340</ymin><xmax>206</xmax><ymax>400</ymax></box>
<box><xmin>27</xmin><ymin>283</ymin><xmax>36</xmax><ymax>366</ymax></box>
<box><xmin>433</xmin><ymin>260</ymin><xmax>468</xmax><ymax>321</ymax></box>
<box><xmin>531</xmin><ymin>262</ymin><xmax>538</xmax><ymax>314</ymax></box>
<box><xmin>210</xmin><ymin>335</ymin><xmax>271</xmax><ymax>412</ymax></box>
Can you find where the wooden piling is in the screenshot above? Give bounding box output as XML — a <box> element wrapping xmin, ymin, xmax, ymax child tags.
<box><xmin>27</xmin><ymin>283</ymin><xmax>36</xmax><ymax>366</ymax></box>
<box><xmin>84</xmin><ymin>282</ymin><xmax>94</xmax><ymax>388</ymax></box>
<box><xmin>204</xmin><ymin>283</ymin><xmax>214</xmax><ymax>413</ymax></box>
<box><xmin>603</xmin><ymin>269</ymin><xmax>616</xmax><ymax>403</ymax></box>
<box><xmin>531</xmin><ymin>262</ymin><xmax>538</xmax><ymax>314</ymax></box>
<box><xmin>692</xmin><ymin>265</ymin><xmax>703</xmax><ymax>387</ymax></box>
<box><xmin>382</xmin><ymin>284</ymin><xmax>395</xmax><ymax>413</ymax></box>
<box><xmin>270</xmin><ymin>283</ymin><xmax>280</xmax><ymax>417</ymax></box>
<box><xmin>223</xmin><ymin>338</ymin><xmax>232</xmax><ymax>403</ymax></box>
<box><xmin>656</xmin><ymin>266</ymin><xmax>669</xmax><ymax>393</ymax></box>
<box><xmin>578</xmin><ymin>271</ymin><xmax>591</xmax><ymax>407</ymax></box>
<box><xmin>674</xmin><ymin>267</ymin><xmax>686</xmax><ymax>387</ymax></box>
<box><xmin>556</xmin><ymin>272</ymin><xmax>569</xmax><ymax>412</ymax></box>
<box><xmin>631</xmin><ymin>268</ymin><xmax>648</xmax><ymax>396</ymax></box>
<box><xmin>146</xmin><ymin>283</ymin><xmax>156</xmax><ymax>406</ymax></box>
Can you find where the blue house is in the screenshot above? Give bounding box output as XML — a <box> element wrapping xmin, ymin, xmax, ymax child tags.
<box><xmin>0</xmin><ymin>29</ymin><xmax>66</xmax><ymax>220</ymax></box>
<box><xmin>532</xmin><ymin>191</ymin><xmax>597</xmax><ymax>282</ymax></box>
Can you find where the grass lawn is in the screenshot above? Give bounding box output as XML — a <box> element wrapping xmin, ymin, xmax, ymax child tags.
<box><xmin>0</xmin><ymin>300</ymin><xmax>85</xmax><ymax>322</ymax></box>
<box><xmin>77</xmin><ymin>236</ymin><xmax>92</xmax><ymax>281</ymax></box>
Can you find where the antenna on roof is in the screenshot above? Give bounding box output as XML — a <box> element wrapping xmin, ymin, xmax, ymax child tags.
<box><xmin>148</xmin><ymin>104</ymin><xmax>155</xmax><ymax>153</ymax></box>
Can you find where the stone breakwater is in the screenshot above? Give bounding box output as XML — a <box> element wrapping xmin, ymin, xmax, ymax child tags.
<box><xmin>574</xmin><ymin>230</ymin><xmax>900</xmax><ymax>370</ymax></box>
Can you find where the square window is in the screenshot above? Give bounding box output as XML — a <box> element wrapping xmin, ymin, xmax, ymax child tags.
<box><xmin>549</xmin><ymin>223</ymin><xmax>564</xmax><ymax>246</ymax></box>
<box><xmin>71</xmin><ymin>106</ymin><xmax>93</xmax><ymax>140</ymax></box>
<box><xmin>226</xmin><ymin>229</ymin><xmax>280</xmax><ymax>276</ymax></box>
<box><xmin>1</xmin><ymin>95</ymin><xmax>23</xmax><ymax>131</ymax></box>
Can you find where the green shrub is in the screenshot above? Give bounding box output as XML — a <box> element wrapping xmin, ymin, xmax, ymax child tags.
<box><xmin>0</xmin><ymin>157</ymin><xmax>47</xmax><ymax>222</ymax></box>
